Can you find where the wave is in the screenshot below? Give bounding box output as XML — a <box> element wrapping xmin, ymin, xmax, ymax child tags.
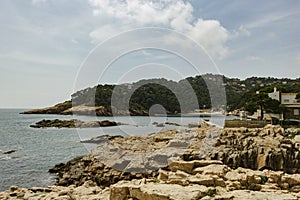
<box><xmin>0</xmin><ymin>155</ymin><xmax>12</xmax><ymax>161</ymax></box>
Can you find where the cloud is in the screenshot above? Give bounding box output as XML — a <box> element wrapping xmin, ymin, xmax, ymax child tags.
<box><xmin>89</xmin><ymin>24</ymin><xmax>124</xmax><ymax>43</ymax></box>
<box><xmin>245</xmin><ymin>12</ymin><xmax>296</xmax><ymax>29</ymax></box>
<box><xmin>88</xmin><ymin>0</ymin><xmax>230</xmax><ymax>58</ymax></box>
<box><xmin>231</xmin><ymin>25</ymin><xmax>251</xmax><ymax>39</ymax></box>
<box><xmin>31</xmin><ymin>0</ymin><xmax>48</xmax><ymax>5</ymax></box>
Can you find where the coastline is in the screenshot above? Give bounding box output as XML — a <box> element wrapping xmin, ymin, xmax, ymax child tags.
<box><xmin>1</xmin><ymin>124</ymin><xmax>300</xmax><ymax>199</ymax></box>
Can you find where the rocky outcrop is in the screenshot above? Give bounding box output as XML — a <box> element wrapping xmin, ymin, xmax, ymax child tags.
<box><xmin>201</xmin><ymin>125</ymin><xmax>300</xmax><ymax>173</ymax></box>
<box><xmin>30</xmin><ymin>119</ymin><xmax>121</xmax><ymax>128</ymax></box>
<box><xmin>109</xmin><ymin>159</ymin><xmax>300</xmax><ymax>200</ymax></box>
<box><xmin>86</xmin><ymin>123</ymin><xmax>300</xmax><ymax>173</ymax></box>
<box><xmin>48</xmin><ymin>154</ymin><xmax>158</xmax><ymax>188</ymax></box>
<box><xmin>2</xmin><ymin>125</ymin><xmax>300</xmax><ymax>199</ymax></box>
<box><xmin>3</xmin><ymin>160</ymin><xmax>300</xmax><ymax>199</ymax></box>
<box><xmin>81</xmin><ymin>135</ymin><xmax>124</xmax><ymax>144</ymax></box>
<box><xmin>21</xmin><ymin>103</ymin><xmax>149</xmax><ymax>116</ymax></box>
<box><xmin>61</xmin><ymin>105</ymin><xmax>113</xmax><ymax>116</ymax></box>
<box><xmin>2</xmin><ymin>150</ymin><xmax>16</xmax><ymax>154</ymax></box>
<box><xmin>20</xmin><ymin>101</ymin><xmax>72</xmax><ymax>115</ymax></box>
<box><xmin>0</xmin><ymin>181</ymin><xmax>109</xmax><ymax>200</ymax></box>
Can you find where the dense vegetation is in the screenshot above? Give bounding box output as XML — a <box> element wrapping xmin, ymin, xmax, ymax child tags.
<box><xmin>71</xmin><ymin>74</ymin><xmax>300</xmax><ymax>114</ymax></box>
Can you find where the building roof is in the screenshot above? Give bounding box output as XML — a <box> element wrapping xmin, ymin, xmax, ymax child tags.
<box><xmin>285</xmin><ymin>104</ymin><xmax>300</xmax><ymax>108</ymax></box>
<box><xmin>281</xmin><ymin>93</ymin><xmax>297</xmax><ymax>95</ymax></box>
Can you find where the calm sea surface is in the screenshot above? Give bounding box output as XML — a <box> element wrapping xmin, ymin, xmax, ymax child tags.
<box><xmin>0</xmin><ymin>109</ymin><xmax>228</xmax><ymax>191</ymax></box>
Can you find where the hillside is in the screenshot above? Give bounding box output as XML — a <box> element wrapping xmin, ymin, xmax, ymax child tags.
<box><xmin>21</xmin><ymin>74</ymin><xmax>300</xmax><ymax>116</ymax></box>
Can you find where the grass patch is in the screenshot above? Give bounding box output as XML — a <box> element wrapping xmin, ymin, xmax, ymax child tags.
<box><xmin>206</xmin><ymin>189</ymin><xmax>217</xmax><ymax>197</ymax></box>
<box><xmin>259</xmin><ymin>175</ymin><xmax>268</xmax><ymax>184</ymax></box>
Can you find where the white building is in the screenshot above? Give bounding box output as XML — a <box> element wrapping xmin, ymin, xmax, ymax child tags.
<box><xmin>268</xmin><ymin>88</ymin><xmax>300</xmax><ymax>121</ymax></box>
<box><xmin>268</xmin><ymin>87</ymin><xmax>280</xmax><ymax>101</ymax></box>
<box><xmin>281</xmin><ymin>93</ymin><xmax>298</xmax><ymax>104</ymax></box>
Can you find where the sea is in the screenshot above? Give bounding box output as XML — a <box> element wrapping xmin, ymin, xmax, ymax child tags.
<box><xmin>0</xmin><ymin>109</ymin><xmax>229</xmax><ymax>191</ymax></box>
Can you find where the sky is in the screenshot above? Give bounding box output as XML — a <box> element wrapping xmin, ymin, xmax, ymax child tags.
<box><xmin>0</xmin><ymin>0</ymin><xmax>300</xmax><ymax>108</ymax></box>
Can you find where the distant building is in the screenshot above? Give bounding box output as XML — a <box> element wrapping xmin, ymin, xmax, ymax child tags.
<box><xmin>281</xmin><ymin>93</ymin><xmax>298</xmax><ymax>104</ymax></box>
<box><xmin>268</xmin><ymin>87</ymin><xmax>280</xmax><ymax>101</ymax></box>
<box><xmin>268</xmin><ymin>88</ymin><xmax>300</xmax><ymax>120</ymax></box>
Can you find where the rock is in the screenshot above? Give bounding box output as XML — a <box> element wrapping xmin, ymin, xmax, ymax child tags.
<box><xmin>225</xmin><ymin>171</ymin><xmax>240</xmax><ymax>182</ymax></box>
<box><xmin>263</xmin><ymin>170</ymin><xmax>283</xmax><ymax>184</ymax></box>
<box><xmin>214</xmin><ymin>178</ymin><xmax>226</xmax><ymax>187</ymax></box>
<box><xmin>63</xmin><ymin>105</ymin><xmax>113</xmax><ymax>116</ymax></box>
<box><xmin>3</xmin><ymin>150</ymin><xmax>16</xmax><ymax>154</ymax></box>
<box><xmin>165</xmin><ymin>122</ymin><xmax>181</xmax><ymax>126</ymax></box>
<box><xmin>111</xmin><ymin>182</ymin><xmax>210</xmax><ymax>200</ymax></box>
<box><xmin>3</xmin><ymin>126</ymin><xmax>300</xmax><ymax>200</ymax></box>
<box><xmin>158</xmin><ymin>169</ymin><xmax>169</xmax><ymax>181</ymax></box>
<box><xmin>257</xmin><ymin>153</ymin><xmax>268</xmax><ymax>170</ymax></box>
<box><xmin>21</xmin><ymin>100</ymin><xmax>72</xmax><ymax>115</ymax></box>
<box><xmin>0</xmin><ymin>184</ymin><xmax>108</xmax><ymax>200</ymax></box>
<box><xmin>110</xmin><ymin>183</ymin><xmax>130</xmax><ymax>200</ymax></box>
<box><xmin>188</xmin><ymin>175</ymin><xmax>215</xmax><ymax>186</ymax></box>
<box><xmin>192</xmin><ymin>160</ymin><xmax>223</xmax><ymax>167</ymax></box>
<box><xmin>192</xmin><ymin>164</ymin><xmax>228</xmax><ymax>177</ymax></box>
<box><xmin>205</xmin><ymin>127</ymin><xmax>300</xmax><ymax>173</ymax></box>
<box><xmin>282</xmin><ymin>174</ymin><xmax>300</xmax><ymax>187</ymax></box>
<box><xmin>188</xmin><ymin>122</ymin><xmax>202</xmax><ymax>128</ymax></box>
<box><xmin>167</xmin><ymin>171</ymin><xmax>190</xmax><ymax>186</ymax></box>
<box><xmin>10</xmin><ymin>185</ymin><xmax>18</xmax><ymax>191</ymax></box>
<box><xmin>49</xmin><ymin>154</ymin><xmax>157</xmax><ymax>188</ymax></box>
<box><xmin>226</xmin><ymin>181</ymin><xmax>241</xmax><ymax>190</ymax></box>
<box><xmin>217</xmin><ymin>190</ymin><xmax>297</xmax><ymax>200</ymax></box>
<box><xmin>99</xmin><ymin>120</ymin><xmax>118</xmax><ymax>127</ymax></box>
<box><xmin>30</xmin><ymin>119</ymin><xmax>120</xmax><ymax>128</ymax></box>
<box><xmin>168</xmin><ymin>160</ymin><xmax>194</xmax><ymax>173</ymax></box>
<box><xmin>81</xmin><ymin>135</ymin><xmax>123</xmax><ymax>144</ymax></box>
<box><xmin>156</xmin><ymin>123</ymin><xmax>165</xmax><ymax>127</ymax></box>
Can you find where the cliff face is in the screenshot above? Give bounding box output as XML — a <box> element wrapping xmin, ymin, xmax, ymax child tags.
<box><xmin>210</xmin><ymin>126</ymin><xmax>300</xmax><ymax>173</ymax></box>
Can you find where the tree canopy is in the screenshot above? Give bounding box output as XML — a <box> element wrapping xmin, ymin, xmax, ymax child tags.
<box><xmin>70</xmin><ymin>75</ymin><xmax>300</xmax><ymax>115</ymax></box>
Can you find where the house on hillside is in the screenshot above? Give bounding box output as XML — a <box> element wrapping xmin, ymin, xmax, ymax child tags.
<box><xmin>268</xmin><ymin>88</ymin><xmax>300</xmax><ymax>121</ymax></box>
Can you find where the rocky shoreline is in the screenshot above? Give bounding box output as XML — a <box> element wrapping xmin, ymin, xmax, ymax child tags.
<box><xmin>1</xmin><ymin>124</ymin><xmax>300</xmax><ymax>199</ymax></box>
<box><xmin>20</xmin><ymin>101</ymin><xmax>148</xmax><ymax>116</ymax></box>
<box><xmin>30</xmin><ymin>119</ymin><xmax>122</xmax><ymax>128</ymax></box>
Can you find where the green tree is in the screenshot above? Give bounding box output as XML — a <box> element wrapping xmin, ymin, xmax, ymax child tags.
<box><xmin>245</xmin><ymin>92</ymin><xmax>281</xmax><ymax>120</ymax></box>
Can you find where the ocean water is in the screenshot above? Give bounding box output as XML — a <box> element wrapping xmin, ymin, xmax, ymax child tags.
<box><xmin>0</xmin><ymin>109</ymin><xmax>228</xmax><ymax>191</ymax></box>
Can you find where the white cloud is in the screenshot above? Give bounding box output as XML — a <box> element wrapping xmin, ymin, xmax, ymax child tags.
<box><xmin>231</xmin><ymin>25</ymin><xmax>251</xmax><ymax>39</ymax></box>
<box><xmin>245</xmin><ymin>12</ymin><xmax>296</xmax><ymax>29</ymax></box>
<box><xmin>31</xmin><ymin>0</ymin><xmax>48</xmax><ymax>5</ymax></box>
<box><xmin>89</xmin><ymin>24</ymin><xmax>124</xmax><ymax>43</ymax></box>
<box><xmin>88</xmin><ymin>0</ymin><xmax>230</xmax><ymax>58</ymax></box>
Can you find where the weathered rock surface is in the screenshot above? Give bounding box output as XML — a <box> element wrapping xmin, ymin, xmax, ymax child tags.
<box><xmin>3</xmin><ymin>159</ymin><xmax>300</xmax><ymax>199</ymax></box>
<box><xmin>107</xmin><ymin>158</ymin><xmax>300</xmax><ymax>200</ymax></box>
<box><xmin>0</xmin><ymin>181</ymin><xmax>110</xmax><ymax>200</ymax></box>
<box><xmin>2</xmin><ymin>125</ymin><xmax>300</xmax><ymax>199</ymax></box>
<box><xmin>201</xmin><ymin>125</ymin><xmax>300</xmax><ymax>173</ymax></box>
<box><xmin>48</xmin><ymin>154</ymin><xmax>158</xmax><ymax>188</ymax></box>
<box><xmin>30</xmin><ymin>119</ymin><xmax>121</xmax><ymax>128</ymax></box>
<box><xmin>86</xmin><ymin>123</ymin><xmax>300</xmax><ymax>173</ymax></box>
